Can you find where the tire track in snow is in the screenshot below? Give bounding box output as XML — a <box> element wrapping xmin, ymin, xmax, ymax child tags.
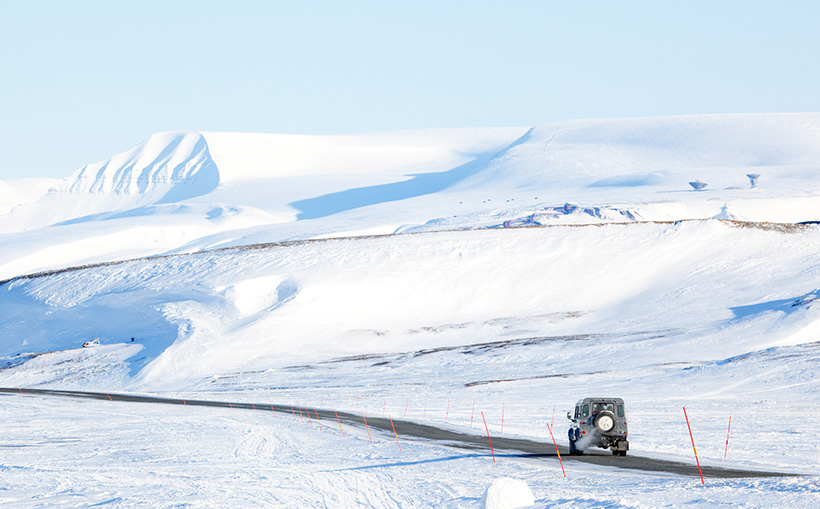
<box><xmin>2</xmin><ymin>387</ymin><xmax>799</xmax><ymax>479</ymax></box>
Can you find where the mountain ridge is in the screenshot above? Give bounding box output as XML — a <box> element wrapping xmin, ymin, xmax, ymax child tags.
<box><xmin>2</xmin><ymin>113</ymin><xmax>819</xmax><ymax>280</ymax></box>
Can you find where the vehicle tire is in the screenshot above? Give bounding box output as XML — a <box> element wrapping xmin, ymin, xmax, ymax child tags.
<box><xmin>568</xmin><ymin>429</ymin><xmax>584</xmax><ymax>455</ymax></box>
<box><xmin>593</xmin><ymin>411</ymin><xmax>617</xmax><ymax>434</ymax></box>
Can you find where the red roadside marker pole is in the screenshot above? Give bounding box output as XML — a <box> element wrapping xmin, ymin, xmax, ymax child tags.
<box><xmin>481</xmin><ymin>411</ymin><xmax>496</xmax><ymax>463</ymax></box>
<box><xmin>361</xmin><ymin>412</ymin><xmax>373</xmax><ymax>444</ymax></box>
<box><xmin>470</xmin><ymin>401</ymin><xmax>475</xmax><ymax>428</ymax></box>
<box><xmin>265</xmin><ymin>390</ymin><xmax>276</xmax><ymax>418</ymax></box>
<box><xmin>314</xmin><ymin>407</ymin><xmax>323</xmax><ymax>431</ymax></box>
<box><xmin>335</xmin><ymin>410</ymin><xmax>345</xmax><ymax>437</ymax></box>
<box><xmin>545</xmin><ymin>422</ymin><xmax>566</xmax><ymax>478</ymax></box>
<box><xmin>683</xmin><ymin>406</ymin><xmax>705</xmax><ymax>485</ymax></box>
<box><xmin>389</xmin><ymin>415</ymin><xmax>401</xmax><ymax>452</ymax></box>
<box><xmin>724</xmin><ymin>413</ymin><xmax>732</xmax><ymax>459</ymax></box>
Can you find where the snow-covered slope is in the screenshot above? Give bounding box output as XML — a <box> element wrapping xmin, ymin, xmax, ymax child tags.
<box><xmin>0</xmin><ymin>177</ymin><xmax>59</xmax><ymax>215</ymax></box>
<box><xmin>2</xmin><ymin>219</ymin><xmax>818</xmax><ymax>389</ymax></box>
<box><xmin>203</xmin><ymin>128</ymin><xmax>529</xmax><ymax>181</ymax></box>
<box><xmin>466</xmin><ymin>114</ymin><xmax>820</xmax><ymax>194</ymax></box>
<box><xmin>441</xmin><ymin>113</ymin><xmax>820</xmax><ymax>228</ymax></box>
<box><xmin>0</xmin><ymin>181</ymin><xmax>29</xmax><ymax>215</ymax></box>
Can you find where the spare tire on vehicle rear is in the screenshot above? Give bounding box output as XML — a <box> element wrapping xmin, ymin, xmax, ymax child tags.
<box><xmin>593</xmin><ymin>411</ymin><xmax>616</xmax><ymax>433</ymax></box>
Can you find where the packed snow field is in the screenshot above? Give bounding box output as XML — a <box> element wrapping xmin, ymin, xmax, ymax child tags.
<box><xmin>1</xmin><ymin>114</ymin><xmax>819</xmax><ymax>507</ymax></box>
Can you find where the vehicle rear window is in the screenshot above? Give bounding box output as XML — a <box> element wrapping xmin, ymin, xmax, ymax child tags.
<box><xmin>575</xmin><ymin>406</ymin><xmax>580</xmax><ymax>418</ymax></box>
<box><xmin>593</xmin><ymin>403</ymin><xmax>615</xmax><ymax>413</ymax></box>
<box><xmin>582</xmin><ymin>404</ymin><xmax>589</xmax><ymax>417</ymax></box>
<box><xmin>617</xmin><ymin>405</ymin><xmax>624</xmax><ymax>417</ymax></box>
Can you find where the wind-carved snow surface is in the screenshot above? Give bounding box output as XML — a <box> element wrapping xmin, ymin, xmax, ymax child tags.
<box><xmin>1</xmin><ymin>114</ymin><xmax>820</xmax><ymax>507</ymax></box>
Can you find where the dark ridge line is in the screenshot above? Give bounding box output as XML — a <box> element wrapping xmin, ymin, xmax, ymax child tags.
<box><xmin>1</xmin><ymin>219</ymin><xmax>814</xmax><ymax>287</ymax></box>
<box><xmin>0</xmin><ymin>218</ymin><xmax>820</xmax><ymax>286</ymax></box>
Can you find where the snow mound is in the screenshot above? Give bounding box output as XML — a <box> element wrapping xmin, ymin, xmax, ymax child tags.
<box><xmin>227</xmin><ymin>275</ymin><xmax>300</xmax><ymax>317</ymax></box>
<box><xmin>482</xmin><ymin>478</ymin><xmax>535</xmax><ymax>509</ymax></box>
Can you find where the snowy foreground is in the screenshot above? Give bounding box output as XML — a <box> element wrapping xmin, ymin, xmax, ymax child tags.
<box><xmin>1</xmin><ymin>114</ymin><xmax>820</xmax><ymax>507</ymax></box>
<box><xmin>2</xmin><ymin>392</ymin><xmax>816</xmax><ymax>508</ymax></box>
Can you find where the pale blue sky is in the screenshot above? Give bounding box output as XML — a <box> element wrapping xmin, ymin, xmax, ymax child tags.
<box><xmin>2</xmin><ymin>0</ymin><xmax>819</xmax><ymax>179</ymax></box>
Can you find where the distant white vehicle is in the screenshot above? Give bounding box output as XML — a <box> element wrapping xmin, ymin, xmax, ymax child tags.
<box><xmin>82</xmin><ymin>338</ymin><xmax>100</xmax><ymax>348</ymax></box>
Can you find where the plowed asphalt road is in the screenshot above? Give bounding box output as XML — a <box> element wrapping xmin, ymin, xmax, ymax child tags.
<box><xmin>1</xmin><ymin>387</ymin><xmax>798</xmax><ymax>479</ymax></box>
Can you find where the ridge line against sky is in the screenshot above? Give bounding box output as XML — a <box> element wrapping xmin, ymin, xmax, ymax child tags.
<box><xmin>2</xmin><ymin>0</ymin><xmax>819</xmax><ymax>179</ymax></box>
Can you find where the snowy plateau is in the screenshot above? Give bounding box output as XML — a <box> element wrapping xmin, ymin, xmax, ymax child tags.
<box><xmin>1</xmin><ymin>113</ymin><xmax>819</xmax><ymax>508</ymax></box>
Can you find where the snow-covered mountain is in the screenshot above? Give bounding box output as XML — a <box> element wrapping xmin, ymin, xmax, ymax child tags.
<box><xmin>2</xmin><ymin>114</ymin><xmax>819</xmax><ymax>281</ymax></box>
<box><xmin>60</xmin><ymin>131</ymin><xmax>219</xmax><ymax>201</ymax></box>
<box><xmin>1</xmin><ymin>114</ymin><xmax>819</xmax><ymax>506</ymax></box>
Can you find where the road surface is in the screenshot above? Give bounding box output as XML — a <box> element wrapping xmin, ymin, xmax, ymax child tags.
<box><xmin>1</xmin><ymin>387</ymin><xmax>796</xmax><ymax>479</ymax></box>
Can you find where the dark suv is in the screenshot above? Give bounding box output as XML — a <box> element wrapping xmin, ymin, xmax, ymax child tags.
<box><xmin>567</xmin><ymin>397</ymin><xmax>629</xmax><ymax>456</ymax></box>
